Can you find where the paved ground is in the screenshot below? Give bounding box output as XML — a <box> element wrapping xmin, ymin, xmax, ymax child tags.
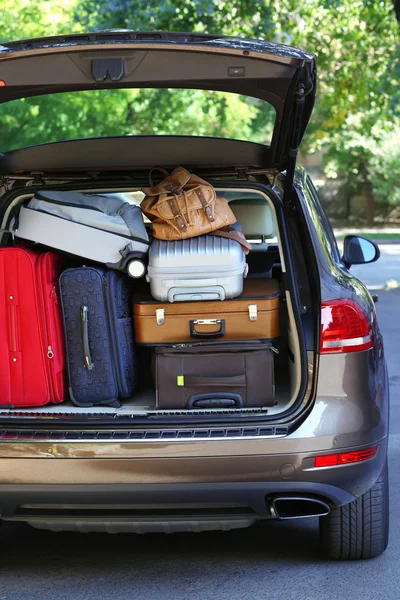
<box><xmin>351</xmin><ymin>244</ymin><xmax>400</xmax><ymax>290</ymax></box>
<box><xmin>0</xmin><ymin>247</ymin><xmax>399</xmax><ymax>599</ymax></box>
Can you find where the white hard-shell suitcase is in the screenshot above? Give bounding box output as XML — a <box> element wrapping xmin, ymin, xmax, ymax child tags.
<box><xmin>146</xmin><ymin>235</ymin><xmax>248</xmax><ymax>302</ymax></box>
<box><xmin>11</xmin><ymin>190</ymin><xmax>150</xmax><ymax>278</ymax></box>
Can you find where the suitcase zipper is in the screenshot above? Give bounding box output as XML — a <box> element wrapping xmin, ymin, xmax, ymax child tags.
<box><xmin>50</xmin><ymin>286</ymin><xmax>58</xmax><ymax>304</ymax></box>
<box><xmin>45</xmin><ymin>285</ymin><xmax>60</xmax><ymax>394</ymax></box>
<box><xmin>9</xmin><ymin>304</ymin><xmax>18</xmax><ymax>352</ymax></box>
<box><xmin>37</xmin><ymin>255</ymin><xmax>59</xmax><ymax>402</ymax></box>
<box><xmin>170</xmin><ymin>341</ymin><xmax>279</xmax><ymax>353</ymax></box>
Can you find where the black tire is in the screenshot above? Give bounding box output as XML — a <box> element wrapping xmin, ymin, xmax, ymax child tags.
<box><xmin>320</xmin><ymin>460</ymin><xmax>389</xmax><ymax>560</ymax></box>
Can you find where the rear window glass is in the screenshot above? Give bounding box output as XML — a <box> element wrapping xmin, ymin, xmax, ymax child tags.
<box><xmin>0</xmin><ymin>88</ymin><xmax>276</xmax><ymax>152</ymax></box>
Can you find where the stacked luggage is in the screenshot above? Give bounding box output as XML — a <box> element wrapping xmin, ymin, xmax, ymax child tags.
<box><xmin>0</xmin><ymin>167</ymin><xmax>280</xmax><ymax>410</ymax></box>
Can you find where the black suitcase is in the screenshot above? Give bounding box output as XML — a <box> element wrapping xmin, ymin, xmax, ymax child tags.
<box><xmin>153</xmin><ymin>341</ymin><xmax>276</xmax><ymax>410</ymax></box>
<box><xmin>60</xmin><ymin>267</ymin><xmax>136</xmax><ymax>407</ymax></box>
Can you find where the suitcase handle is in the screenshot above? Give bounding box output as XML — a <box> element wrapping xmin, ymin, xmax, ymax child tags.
<box><xmin>184</xmin><ymin>374</ymin><xmax>246</xmax><ymax>387</ymax></box>
<box><xmin>81</xmin><ymin>305</ymin><xmax>94</xmax><ymax>371</ymax></box>
<box><xmin>187</xmin><ymin>393</ymin><xmax>244</xmax><ymax>409</ymax></box>
<box><xmin>190</xmin><ymin>319</ymin><xmax>226</xmax><ymax>338</ymax></box>
<box><xmin>168</xmin><ymin>286</ymin><xmax>225</xmax><ymax>303</ymax></box>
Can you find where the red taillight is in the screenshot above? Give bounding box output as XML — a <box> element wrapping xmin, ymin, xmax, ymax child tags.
<box><xmin>314</xmin><ymin>445</ymin><xmax>379</xmax><ymax>468</ymax></box>
<box><xmin>320</xmin><ymin>299</ymin><xmax>373</xmax><ymax>354</ymax></box>
<box><xmin>0</xmin><ymin>80</ymin><xmax>5</xmax><ymax>87</ymax></box>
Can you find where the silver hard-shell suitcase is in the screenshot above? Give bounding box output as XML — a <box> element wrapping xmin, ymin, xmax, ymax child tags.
<box><xmin>12</xmin><ymin>190</ymin><xmax>150</xmax><ymax>278</ymax></box>
<box><xmin>146</xmin><ymin>235</ymin><xmax>248</xmax><ymax>302</ymax></box>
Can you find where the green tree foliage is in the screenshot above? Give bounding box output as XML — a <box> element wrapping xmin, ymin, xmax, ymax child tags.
<box><xmin>278</xmin><ymin>0</ymin><xmax>398</xmax><ymax>146</ymax></box>
<box><xmin>0</xmin><ymin>89</ymin><xmax>275</xmax><ymax>150</ymax></box>
<box><xmin>0</xmin><ymin>0</ymin><xmax>398</xmax><ymax>219</ymax></box>
<box><xmin>75</xmin><ymin>0</ymin><xmax>273</xmax><ymax>38</ymax></box>
<box><xmin>280</xmin><ymin>0</ymin><xmax>398</xmax><ymax>222</ymax></box>
<box><xmin>370</xmin><ymin>126</ymin><xmax>400</xmax><ymax>210</ymax></box>
<box><xmin>0</xmin><ymin>0</ymin><xmax>81</xmax><ymax>40</ymax></box>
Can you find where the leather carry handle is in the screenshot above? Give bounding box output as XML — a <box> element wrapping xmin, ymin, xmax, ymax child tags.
<box><xmin>80</xmin><ymin>305</ymin><xmax>94</xmax><ymax>371</ymax></box>
<box><xmin>148</xmin><ymin>167</ymin><xmax>189</xmax><ymax>193</ymax></box>
<box><xmin>187</xmin><ymin>392</ymin><xmax>245</xmax><ymax>409</ymax></box>
<box><xmin>211</xmin><ymin>226</ymin><xmax>252</xmax><ymax>255</ymax></box>
<box><xmin>190</xmin><ymin>319</ymin><xmax>226</xmax><ymax>339</ymax></box>
<box><xmin>148</xmin><ymin>167</ymin><xmax>170</xmax><ymax>187</ymax></box>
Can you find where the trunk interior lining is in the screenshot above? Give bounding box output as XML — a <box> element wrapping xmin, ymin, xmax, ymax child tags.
<box><xmin>0</xmin><ymin>185</ymin><xmax>301</xmax><ymax>420</ymax></box>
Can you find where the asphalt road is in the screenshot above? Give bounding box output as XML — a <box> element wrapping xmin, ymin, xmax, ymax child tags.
<box><xmin>351</xmin><ymin>243</ymin><xmax>400</xmax><ymax>290</ymax></box>
<box><xmin>0</xmin><ymin>247</ymin><xmax>399</xmax><ymax>600</ymax></box>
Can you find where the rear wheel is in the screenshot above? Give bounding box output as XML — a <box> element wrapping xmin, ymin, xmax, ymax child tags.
<box><xmin>320</xmin><ymin>460</ymin><xmax>389</xmax><ymax>560</ymax></box>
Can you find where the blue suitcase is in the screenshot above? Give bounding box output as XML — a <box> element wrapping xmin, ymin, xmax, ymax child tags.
<box><xmin>59</xmin><ymin>267</ymin><xmax>136</xmax><ymax>407</ymax></box>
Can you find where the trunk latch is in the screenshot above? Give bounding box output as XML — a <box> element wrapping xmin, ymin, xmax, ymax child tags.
<box><xmin>91</xmin><ymin>58</ymin><xmax>125</xmax><ymax>82</ymax></box>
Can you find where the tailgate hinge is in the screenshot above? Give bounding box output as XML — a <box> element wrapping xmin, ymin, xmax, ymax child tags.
<box><xmin>235</xmin><ymin>167</ymin><xmax>248</xmax><ymax>180</ymax></box>
<box><xmin>235</xmin><ymin>167</ymin><xmax>280</xmax><ymax>182</ymax></box>
<box><xmin>31</xmin><ymin>172</ymin><xmax>45</xmax><ymax>185</ymax></box>
<box><xmin>0</xmin><ymin>177</ymin><xmax>11</xmax><ymax>194</ymax></box>
<box><xmin>283</xmin><ymin>84</ymin><xmax>306</xmax><ymax>206</ymax></box>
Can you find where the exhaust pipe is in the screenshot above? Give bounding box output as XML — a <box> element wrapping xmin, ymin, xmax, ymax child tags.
<box><xmin>271</xmin><ymin>496</ymin><xmax>330</xmax><ymax>520</ymax></box>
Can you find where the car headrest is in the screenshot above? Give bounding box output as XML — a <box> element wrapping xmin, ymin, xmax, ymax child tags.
<box><xmin>229</xmin><ymin>199</ymin><xmax>275</xmax><ymax>238</ymax></box>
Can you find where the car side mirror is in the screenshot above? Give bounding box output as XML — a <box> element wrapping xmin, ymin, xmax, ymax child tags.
<box><xmin>342</xmin><ymin>235</ymin><xmax>380</xmax><ymax>268</ymax></box>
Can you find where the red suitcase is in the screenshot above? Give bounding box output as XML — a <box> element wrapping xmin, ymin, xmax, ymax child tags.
<box><xmin>0</xmin><ymin>247</ymin><xmax>66</xmax><ymax>407</ymax></box>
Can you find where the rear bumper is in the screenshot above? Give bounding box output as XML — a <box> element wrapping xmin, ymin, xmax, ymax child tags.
<box><xmin>0</xmin><ymin>436</ymin><xmax>387</xmax><ymax>522</ymax></box>
<box><xmin>0</xmin><ymin>480</ymin><xmax>359</xmax><ymax>520</ymax></box>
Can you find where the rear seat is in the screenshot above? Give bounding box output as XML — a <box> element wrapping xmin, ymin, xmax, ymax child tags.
<box><xmin>230</xmin><ymin>198</ymin><xmax>279</xmax><ymax>278</ymax></box>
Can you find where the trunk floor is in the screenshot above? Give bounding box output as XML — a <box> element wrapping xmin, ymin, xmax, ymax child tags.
<box><xmin>0</xmin><ymin>389</ymin><xmax>156</xmax><ymax>414</ymax></box>
<box><xmin>0</xmin><ymin>376</ymin><xmax>290</xmax><ymax>416</ymax></box>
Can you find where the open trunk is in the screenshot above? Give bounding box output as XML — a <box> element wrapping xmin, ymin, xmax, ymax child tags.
<box><xmin>0</xmin><ymin>174</ymin><xmax>314</xmax><ymax>427</ymax></box>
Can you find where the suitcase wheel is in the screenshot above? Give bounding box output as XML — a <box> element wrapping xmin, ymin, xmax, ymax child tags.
<box><xmin>127</xmin><ymin>259</ymin><xmax>146</xmax><ymax>278</ymax></box>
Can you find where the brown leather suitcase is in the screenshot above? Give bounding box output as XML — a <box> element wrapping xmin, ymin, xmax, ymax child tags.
<box><xmin>133</xmin><ymin>279</ymin><xmax>280</xmax><ymax>345</ymax></box>
<box><xmin>153</xmin><ymin>341</ymin><xmax>275</xmax><ymax>409</ymax></box>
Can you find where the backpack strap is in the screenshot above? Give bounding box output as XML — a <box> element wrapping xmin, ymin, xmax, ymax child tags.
<box><xmin>211</xmin><ymin>226</ymin><xmax>252</xmax><ymax>255</ymax></box>
<box><xmin>165</xmin><ymin>196</ymin><xmax>187</xmax><ymax>232</ymax></box>
<box><xmin>195</xmin><ymin>188</ymin><xmax>215</xmax><ymax>223</ymax></box>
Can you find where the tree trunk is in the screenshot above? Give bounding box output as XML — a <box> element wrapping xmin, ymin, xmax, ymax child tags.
<box><xmin>362</xmin><ymin>161</ymin><xmax>375</xmax><ymax>226</ymax></box>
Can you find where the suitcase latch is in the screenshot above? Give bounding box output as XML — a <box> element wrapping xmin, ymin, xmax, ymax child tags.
<box><xmin>156</xmin><ymin>308</ymin><xmax>165</xmax><ymax>325</ymax></box>
<box><xmin>248</xmin><ymin>304</ymin><xmax>258</xmax><ymax>321</ymax></box>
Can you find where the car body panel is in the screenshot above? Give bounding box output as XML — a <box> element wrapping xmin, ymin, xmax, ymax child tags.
<box><xmin>294</xmin><ymin>168</ymin><xmax>388</xmax><ymax>430</ymax></box>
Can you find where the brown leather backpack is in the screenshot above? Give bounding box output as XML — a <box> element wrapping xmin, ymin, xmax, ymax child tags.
<box><xmin>140</xmin><ymin>167</ymin><xmax>251</xmax><ymax>253</ymax></box>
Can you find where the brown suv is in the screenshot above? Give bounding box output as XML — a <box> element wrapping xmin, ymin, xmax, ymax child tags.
<box><xmin>0</xmin><ymin>32</ymin><xmax>389</xmax><ymax>560</ymax></box>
